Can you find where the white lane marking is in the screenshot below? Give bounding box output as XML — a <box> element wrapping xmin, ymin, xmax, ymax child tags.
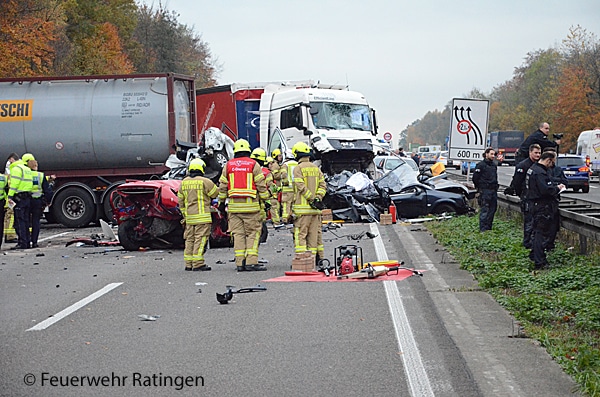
<box><xmin>38</xmin><ymin>231</ymin><xmax>73</xmax><ymax>242</ymax></box>
<box><xmin>27</xmin><ymin>283</ymin><xmax>123</xmax><ymax>331</ymax></box>
<box><xmin>370</xmin><ymin>224</ymin><xmax>435</xmax><ymax>397</ymax></box>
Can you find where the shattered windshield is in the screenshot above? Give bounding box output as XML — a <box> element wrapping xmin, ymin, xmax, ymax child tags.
<box><xmin>310</xmin><ymin>102</ymin><xmax>372</xmax><ymax>131</ymax></box>
<box><xmin>374</xmin><ymin>161</ymin><xmax>420</xmax><ymax>193</ymax></box>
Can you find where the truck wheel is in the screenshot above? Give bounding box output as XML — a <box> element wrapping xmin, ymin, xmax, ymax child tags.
<box><xmin>117</xmin><ymin>220</ymin><xmax>147</xmax><ymax>251</ymax></box>
<box><xmin>582</xmin><ymin>186</ymin><xmax>590</xmax><ymax>193</ymax></box>
<box><xmin>102</xmin><ymin>186</ymin><xmax>121</xmax><ymax>224</ymax></box>
<box><xmin>52</xmin><ymin>187</ymin><xmax>95</xmax><ymax>228</ymax></box>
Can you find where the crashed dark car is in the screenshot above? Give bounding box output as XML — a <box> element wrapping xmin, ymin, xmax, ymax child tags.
<box><xmin>373</xmin><ymin>164</ymin><xmax>472</xmax><ymax>219</ymax></box>
<box><xmin>110</xmin><ymin>179</ymin><xmax>235</xmax><ymax>251</ymax></box>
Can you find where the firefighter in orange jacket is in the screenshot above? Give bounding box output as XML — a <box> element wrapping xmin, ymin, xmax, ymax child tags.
<box><xmin>218</xmin><ymin>140</ymin><xmax>270</xmax><ymax>272</ymax></box>
<box><xmin>292</xmin><ymin>142</ymin><xmax>326</xmax><ymax>261</ymax></box>
<box><xmin>178</xmin><ymin>158</ymin><xmax>218</xmax><ymax>271</ymax></box>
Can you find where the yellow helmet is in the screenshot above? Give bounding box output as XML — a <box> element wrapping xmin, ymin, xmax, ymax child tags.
<box><xmin>22</xmin><ymin>153</ymin><xmax>36</xmax><ymax>162</ymax></box>
<box><xmin>292</xmin><ymin>142</ymin><xmax>311</xmax><ymax>159</ymax></box>
<box><xmin>271</xmin><ymin>148</ymin><xmax>281</xmax><ymax>158</ymax></box>
<box><xmin>233</xmin><ymin>139</ymin><xmax>251</xmax><ymax>154</ymax></box>
<box><xmin>250</xmin><ymin>148</ymin><xmax>267</xmax><ymax>163</ymax></box>
<box><xmin>266</xmin><ymin>156</ymin><xmax>274</xmax><ymax>164</ymax></box>
<box><xmin>188</xmin><ymin>158</ymin><xmax>206</xmax><ymax>173</ymax></box>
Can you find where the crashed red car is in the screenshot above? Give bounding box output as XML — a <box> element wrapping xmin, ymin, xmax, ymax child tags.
<box><xmin>110</xmin><ymin>179</ymin><xmax>232</xmax><ymax>251</ymax></box>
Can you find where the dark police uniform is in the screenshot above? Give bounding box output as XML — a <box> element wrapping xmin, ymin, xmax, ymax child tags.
<box><xmin>509</xmin><ymin>157</ymin><xmax>535</xmax><ymax>248</ymax></box>
<box><xmin>526</xmin><ymin>162</ymin><xmax>561</xmax><ymax>269</ymax></box>
<box><xmin>515</xmin><ymin>129</ymin><xmax>557</xmax><ymax>164</ymax></box>
<box><xmin>472</xmin><ymin>157</ymin><xmax>499</xmax><ymax>232</ymax></box>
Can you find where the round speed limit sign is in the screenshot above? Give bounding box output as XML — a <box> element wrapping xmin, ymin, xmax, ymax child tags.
<box><xmin>383</xmin><ymin>132</ymin><xmax>392</xmax><ymax>142</ymax></box>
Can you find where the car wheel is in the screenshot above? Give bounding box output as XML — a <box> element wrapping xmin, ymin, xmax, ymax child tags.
<box><xmin>117</xmin><ymin>219</ymin><xmax>149</xmax><ymax>251</ymax></box>
<box><xmin>433</xmin><ymin>203</ymin><xmax>456</xmax><ymax>215</ymax></box>
<box><xmin>582</xmin><ymin>185</ymin><xmax>590</xmax><ymax>193</ymax></box>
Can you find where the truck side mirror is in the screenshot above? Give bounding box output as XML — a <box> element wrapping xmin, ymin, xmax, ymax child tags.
<box><xmin>371</xmin><ymin>108</ymin><xmax>378</xmax><ymax>136</ymax></box>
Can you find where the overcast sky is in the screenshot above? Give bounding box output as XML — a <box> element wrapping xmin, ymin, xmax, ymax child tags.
<box><xmin>151</xmin><ymin>0</ymin><xmax>599</xmax><ymax>148</ymax></box>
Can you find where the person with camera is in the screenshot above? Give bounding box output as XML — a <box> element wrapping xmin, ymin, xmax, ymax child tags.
<box><xmin>514</xmin><ymin>122</ymin><xmax>560</xmax><ymax>164</ymax></box>
<box><xmin>526</xmin><ymin>151</ymin><xmax>565</xmax><ymax>270</ymax></box>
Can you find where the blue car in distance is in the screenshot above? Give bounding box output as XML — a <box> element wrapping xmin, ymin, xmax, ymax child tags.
<box><xmin>461</xmin><ymin>161</ymin><xmax>477</xmax><ymax>175</ymax></box>
<box><xmin>557</xmin><ymin>154</ymin><xmax>590</xmax><ymax>193</ymax></box>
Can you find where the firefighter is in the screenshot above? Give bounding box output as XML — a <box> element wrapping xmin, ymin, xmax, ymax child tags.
<box><xmin>178</xmin><ymin>158</ymin><xmax>218</xmax><ymax>271</ymax></box>
<box><xmin>291</xmin><ymin>142</ymin><xmax>326</xmax><ymax>262</ymax></box>
<box><xmin>266</xmin><ymin>156</ymin><xmax>282</xmax><ymax>224</ymax></box>
<box><xmin>3</xmin><ymin>153</ymin><xmax>19</xmax><ymax>245</ymax></box>
<box><xmin>7</xmin><ymin>153</ymin><xmax>34</xmax><ymax>249</ymax></box>
<box><xmin>251</xmin><ymin>148</ymin><xmax>279</xmax><ymax>225</ymax></box>
<box><xmin>27</xmin><ymin>159</ymin><xmax>53</xmax><ymax>248</ymax></box>
<box><xmin>218</xmin><ymin>139</ymin><xmax>270</xmax><ymax>272</ymax></box>
<box><xmin>280</xmin><ymin>149</ymin><xmax>298</xmax><ymax>223</ymax></box>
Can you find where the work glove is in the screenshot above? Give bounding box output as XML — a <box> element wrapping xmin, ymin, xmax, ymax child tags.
<box><xmin>180</xmin><ymin>218</ymin><xmax>186</xmax><ymax>226</ymax></box>
<box><xmin>264</xmin><ymin>200</ymin><xmax>272</xmax><ymax>212</ymax></box>
<box><xmin>218</xmin><ymin>202</ymin><xmax>226</xmax><ymax>214</ymax></box>
<box><xmin>309</xmin><ymin>198</ymin><xmax>325</xmax><ymax>210</ymax></box>
<box><xmin>287</xmin><ymin>214</ymin><xmax>294</xmax><ymax>224</ymax></box>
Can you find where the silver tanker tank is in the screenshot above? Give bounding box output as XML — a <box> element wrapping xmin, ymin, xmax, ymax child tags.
<box><xmin>0</xmin><ymin>75</ymin><xmax>192</xmax><ymax>170</ymax></box>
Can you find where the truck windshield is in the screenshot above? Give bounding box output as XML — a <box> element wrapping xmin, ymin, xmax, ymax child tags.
<box><xmin>310</xmin><ymin>102</ymin><xmax>372</xmax><ymax>132</ymax></box>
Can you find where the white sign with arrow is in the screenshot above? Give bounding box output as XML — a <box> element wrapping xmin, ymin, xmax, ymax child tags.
<box><xmin>448</xmin><ymin>98</ymin><xmax>489</xmax><ymax>162</ymax></box>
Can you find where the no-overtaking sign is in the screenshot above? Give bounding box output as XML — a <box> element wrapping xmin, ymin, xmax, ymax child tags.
<box><xmin>448</xmin><ymin>98</ymin><xmax>489</xmax><ymax>162</ymax></box>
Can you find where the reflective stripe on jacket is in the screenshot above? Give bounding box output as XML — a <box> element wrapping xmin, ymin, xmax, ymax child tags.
<box><xmin>31</xmin><ymin>171</ymin><xmax>44</xmax><ymax>199</ymax></box>
<box><xmin>8</xmin><ymin>160</ymin><xmax>33</xmax><ymax>197</ymax></box>
<box><xmin>0</xmin><ymin>174</ymin><xmax>7</xmax><ymax>201</ymax></box>
<box><xmin>178</xmin><ymin>176</ymin><xmax>218</xmax><ymax>224</ymax></box>
<box><xmin>280</xmin><ymin>160</ymin><xmax>298</xmax><ymax>194</ymax></box>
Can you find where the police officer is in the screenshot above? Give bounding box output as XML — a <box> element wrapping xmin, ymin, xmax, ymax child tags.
<box><xmin>279</xmin><ymin>149</ymin><xmax>298</xmax><ymax>223</ymax></box>
<box><xmin>218</xmin><ymin>139</ymin><xmax>270</xmax><ymax>272</ymax></box>
<box><xmin>526</xmin><ymin>151</ymin><xmax>565</xmax><ymax>269</ymax></box>
<box><xmin>472</xmin><ymin>147</ymin><xmax>500</xmax><ymax>232</ymax></box>
<box><xmin>27</xmin><ymin>158</ymin><xmax>53</xmax><ymax>248</ymax></box>
<box><xmin>543</xmin><ymin>147</ymin><xmax>567</xmax><ymax>251</ymax></box>
<box><xmin>515</xmin><ymin>122</ymin><xmax>560</xmax><ymax>164</ymax></box>
<box><xmin>507</xmin><ymin>144</ymin><xmax>542</xmax><ymax>249</ymax></box>
<box><xmin>7</xmin><ymin>153</ymin><xmax>34</xmax><ymax>249</ymax></box>
<box><xmin>178</xmin><ymin>158</ymin><xmax>218</xmax><ymax>271</ymax></box>
<box><xmin>292</xmin><ymin>142</ymin><xmax>326</xmax><ymax>262</ymax></box>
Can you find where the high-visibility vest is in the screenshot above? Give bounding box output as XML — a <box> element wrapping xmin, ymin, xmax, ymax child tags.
<box><xmin>0</xmin><ymin>174</ymin><xmax>7</xmax><ymax>201</ymax></box>
<box><xmin>218</xmin><ymin>157</ymin><xmax>269</xmax><ymax>213</ymax></box>
<box><xmin>8</xmin><ymin>160</ymin><xmax>33</xmax><ymax>198</ymax></box>
<box><xmin>31</xmin><ymin>171</ymin><xmax>44</xmax><ymax>199</ymax></box>
<box><xmin>281</xmin><ymin>160</ymin><xmax>298</xmax><ymax>194</ymax></box>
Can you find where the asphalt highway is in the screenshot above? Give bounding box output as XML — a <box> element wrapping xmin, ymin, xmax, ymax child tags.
<box><xmin>0</xmin><ymin>220</ymin><xmax>579</xmax><ymax>397</ymax></box>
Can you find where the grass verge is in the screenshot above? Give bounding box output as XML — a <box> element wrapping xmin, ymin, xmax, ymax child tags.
<box><xmin>427</xmin><ymin>215</ymin><xmax>600</xmax><ymax>396</ymax></box>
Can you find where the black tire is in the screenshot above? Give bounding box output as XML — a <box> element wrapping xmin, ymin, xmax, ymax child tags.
<box><xmin>207</xmin><ymin>150</ymin><xmax>229</xmax><ymax>171</ymax></box>
<box><xmin>52</xmin><ymin>187</ymin><xmax>95</xmax><ymax>228</ymax></box>
<box><xmin>102</xmin><ymin>185</ymin><xmax>123</xmax><ymax>224</ymax></box>
<box><xmin>582</xmin><ymin>185</ymin><xmax>590</xmax><ymax>193</ymax></box>
<box><xmin>118</xmin><ymin>219</ymin><xmax>149</xmax><ymax>251</ymax></box>
<box><xmin>433</xmin><ymin>203</ymin><xmax>456</xmax><ymax>215</ymax></box>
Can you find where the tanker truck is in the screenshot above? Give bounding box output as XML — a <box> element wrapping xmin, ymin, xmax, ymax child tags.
<box><xmin>196</xmin><ymin>81</ymin><xmax>380</xmax><ymax>175</ymax></box>
<box><xmin>0</xmin><ymin>73</ymin><xmax>199</xmax><ymax>227</ymax></box>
